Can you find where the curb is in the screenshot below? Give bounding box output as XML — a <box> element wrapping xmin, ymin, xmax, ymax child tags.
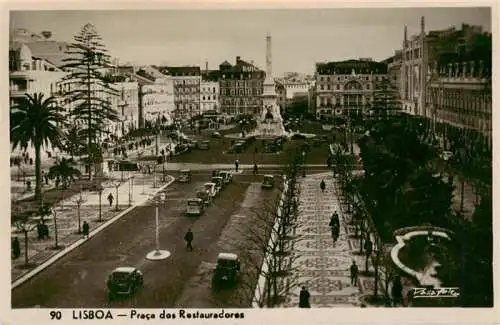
<box><xmin>252</xmin><ymin>177</ymin><xmax>289</xmax><ymax>308</ymax></box>
<box><xmin>11</xmin><ymin>175</ymin><xmax>176</xmax><ymax>290</ymax></box>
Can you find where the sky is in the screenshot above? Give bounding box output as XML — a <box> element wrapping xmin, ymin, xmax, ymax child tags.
<box><xmin>10</xmin><ymin>8</ymin><xmax>491</xmax><ymax>75</ymax></box>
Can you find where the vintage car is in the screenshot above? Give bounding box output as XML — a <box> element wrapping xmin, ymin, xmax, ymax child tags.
<box><xmin>185</xmin><ymin>198</ymin><xmax>204</xmax><ymax>216</ymax></box>
<box><xmin>262</xmin><ymin>174</ymin><xmax>275</xmax><ymax>189</ymax></box>
<box><xmin>178</xmin><ymin>169</ymin><xmax>192</xmax><ymax>183</ymax></box>
<box><xmin>218</xmin><ymin>171</ymin><xmax>232</xmax><ymax>185</ymax></box>
<box><xmin>196</xmin><ymin>189</ymin><xmax>211</xmax><ymax>206</ymax></box>
<box><xmin>211</xmin><ymin>176</ymin><xmax>224</xmax><ymax>192</ymax></box>
<box><xmin>203</xmin><ymin>182</ymin><xmax>217</xmax><ymax>199</ymax></box>
<box><xmin>211</xmin><ymin>253</ymin><xmax>241</xmax><ymax>289</ymax></box>
<box><xmin>106</xmin><ymin>267</ymin><xmax>144</xmax><ymax>300</ymax></box>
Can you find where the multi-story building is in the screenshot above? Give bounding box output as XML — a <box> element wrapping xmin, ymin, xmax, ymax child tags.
<box><xmin>218</xmin><ymin>56</ymin><xmax>265</xmax><ymax>116</ymax></box>
<box><xmin>9</xmin><ymin>42</ymin><xmax>67</xmax><ymax>108</ymax></box>
<box><xmin>314</xmin><ymin>59</ymin><xmax>388</xmax><ymax>122</ymax></box>
<box><xmin>401</xmin><ymin>16</ymin><xmax>490</xmax><ymax>118</ymax></box>
<box><xmin>200</xmin><ymin>68</ymin><xmax>220</xmax><ymax>114</ymax></box>
<box><xmin>159</xmin><ymin>66</ymin><xmax>201</xmax><ymax>121</ymax></box>
<box><xmin>385</xmin><ymin>50</ymin><xmax>403</xmax><ymax>91</ymax></box>
<box><xmin>425</xmin><ymin>52</ymin><xmax>492</xmax><ymax>149</ymax></box>
<box><xmin>275</xmin><ymin>72</ymin><xmax>314</xmax><ymax>115</ymax></box>
<box><xmin>142</xmin><ymin>74</ymin><xmax>175</xmax><ymax>126</ymax></box>
<box><xmin>108</xmin><ymin>81</ymin><xmax>140</xmax><ymax>137</ymax></box>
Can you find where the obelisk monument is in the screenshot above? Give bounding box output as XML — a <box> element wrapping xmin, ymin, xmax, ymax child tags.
<box><xmin>255</xmin><ymin>33</ymin><xmax>286</xmax><ymax>137</ymax></box>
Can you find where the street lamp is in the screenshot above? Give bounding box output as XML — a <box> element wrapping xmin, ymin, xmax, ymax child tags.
<box><xmin>73</xmin><ymin>185</ymin><xmax>87</xmax><ymax>233</ymax></box>
<box><xmin>146</xmin><ymin>192</ymin><xmax>171</xmax><ymax>260</ymax></box>
<box><xmin>128</xmin><ymin>175</ymin><xmax>134</xmax><ymax>207</ymax></box>
<box><xmin>96</xmin><ymin>183</ymin><xmax>104</xmax><ymax>222</ymax></box>
<box><xmin>111</xmin><ymin>179</ymin><xmax>122</xmax><ymax>211</ymax></box>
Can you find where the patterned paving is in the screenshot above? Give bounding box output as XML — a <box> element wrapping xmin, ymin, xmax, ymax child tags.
<box><xmin>282</xmin><ymin>173</ymin><xmax>363</xmax><ymax>307</ymax></box>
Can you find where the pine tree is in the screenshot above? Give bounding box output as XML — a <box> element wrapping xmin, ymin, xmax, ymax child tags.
<box><xmin>60</xmin><ymin>23</ymin><xmax>119</xmax><ymax>180</ymax></box>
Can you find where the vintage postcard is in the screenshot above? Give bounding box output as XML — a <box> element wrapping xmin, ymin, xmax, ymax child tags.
<box><xmin>2</xmin><ymin>1</ymin><xmax>497</xmax><ymax>325</ymax></box>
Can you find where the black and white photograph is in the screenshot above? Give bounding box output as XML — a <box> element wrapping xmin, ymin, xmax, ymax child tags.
<box><xmin>5</xmin><ymin>3</ymin><xmax>494</xmax><ymax>319</ymax></box>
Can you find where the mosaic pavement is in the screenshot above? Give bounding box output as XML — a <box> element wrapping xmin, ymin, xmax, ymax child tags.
<box><xmin>282</xmin><ymin>173</ymin><xmax>363</xmax><ymax>308</ymax></box>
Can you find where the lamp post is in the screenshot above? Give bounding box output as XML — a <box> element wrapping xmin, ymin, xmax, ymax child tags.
<box><xmin>153</xmin><ymin>164</ymin><xmax>157</xmax><ymax>188</ymax></box>
<box><xmin>97</xmin><ymin>184</ymin><xmax>104</xmax><ymax>222</ymax></box>
<box><xmin>112</xmin><ymin>179</ymin><xmax>122</xmax><ymax>211</ymax></box>
<box><xmin>128</xmin><ymin>175</ymin><xmax>134</xmax><ymax>207</ymax></box>
<box><xmin>74</xmin><ymin>186</ymin><xmax>87</xmax><ymax>233</ymax></box>
<box><xmin>146</xmin><ymin>192</ymin><xmax>171</xmax><ymax>260</ymax></box>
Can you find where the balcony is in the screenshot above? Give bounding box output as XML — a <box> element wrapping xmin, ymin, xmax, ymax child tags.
<box><xmin>9</xmin><ymin>85</ymin><xmax>29</xmax><ymax>97</ymax></box>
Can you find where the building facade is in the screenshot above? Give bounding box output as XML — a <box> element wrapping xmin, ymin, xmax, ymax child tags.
<box><xmin>142</xmin><ymin>76</ymin><xmax>175</xmax><ymax>125</ymax></box>
<box><xmin>109</xmin><ymin>81</ymin><xmax>140</xmax><ymax>137</ymax></box>
<box><xmin>159</xmin><ymin>66</ymin><xmax>201</xmax><ymax>121</ymax></box>
<box><xmin>218</xmin><ymin>56</ymin><xmax>265</xmax><ymax>116</ymax></box>
<box><xmin>386</xmin><ymin>50</ymin><xmax>403</xmax><ymax>91</ymax></box>
<box><xmin>314</xmin><ymin>59</ymin><xmax>388</xmax><ymax>121</ymax></box>
<box><xmin>9</xmin><ymin>43</ymin><xmax>67</xmax><ymax>106</ymax></box>
<box><xmin>401</xmin><ymin>17</ymin><xmax>490</xmax><ymax>119</ymax></box>
<box><xmin>426</xmin><ymin>57</ymin><xmax>492</xmax><ymax>149</ymax></box>
<box><xmin>200</xmin><ymin>80</ymin><xmax>219</xmax><ymax>114</ymax></box>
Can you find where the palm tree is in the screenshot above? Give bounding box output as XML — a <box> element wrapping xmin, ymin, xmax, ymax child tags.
<box><xmin>48</xmin><ymin>158</ymin><xmax>82</xmax><ymax>189</ymax></box>
<box><xmin>10</xmin><ymin>93</ymin><xmax>65</xmax><ymax>202</ymax></box>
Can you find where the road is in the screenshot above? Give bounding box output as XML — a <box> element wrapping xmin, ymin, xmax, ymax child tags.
<box><xmin>12</xmin><ymin>172</ymin><xmax>279</xmax><ymax>308</ymax></box>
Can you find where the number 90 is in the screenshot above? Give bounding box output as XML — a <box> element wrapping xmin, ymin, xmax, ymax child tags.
<box><xmin>50</xmin><ymin>311</ymin><xmax>62</xmax><ymax>320</ymax></box>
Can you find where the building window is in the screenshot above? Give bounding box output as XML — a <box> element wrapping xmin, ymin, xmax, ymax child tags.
<box><xmin>336</xmin><ymin>85</ymin><xmax>340</xmax><ymax>90</ymax></box>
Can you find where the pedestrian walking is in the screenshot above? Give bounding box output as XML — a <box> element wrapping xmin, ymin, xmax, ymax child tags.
<box><xmin>320</xmin><ymin>179</ymin><xmax>326</xmax><ymax>193</ymax></box>
<box><xmin>12</xmin><ymin>237</ymin><xmax>20</xmax><ymax>259</ymax></box>
<box><xmin>350</xmin><ymin>261</ymin><xmax>358</xmax><ymax>286</ymax></box>
<box><xmin>184</xmin><ymin>228</ymin><xmax>194</xmax><ymax>251</ymax></box>
<box><xmin>253</xmin><ymin>163</ymin><xmax>258</xmax><ymax>175</ymax></box>
<box><xmin>235</xmin><ymin>159</ymin><xmax>239</xmax><ymax>172</ymax></box>
<box><xmin>107</xmin><ymin>193</ymin><xmax>114</xmax><ymax>207</ymax></box>
<box><xmin>298</xmin><ymin>286</ymin><xmax>311</xmax><ymax>308</ymax></box>
<box><xmin>329</xmin><ymin>212</ymin><xmax>340</xmax><ymax>242</ymax></box>
<box><xmin>82</xmin><ymin>221</ymin><xmax>90</xmax><ymax>238</ymax></box>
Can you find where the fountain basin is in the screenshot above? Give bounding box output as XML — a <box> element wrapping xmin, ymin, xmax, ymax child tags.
<box><xmin>391</xmin><ymin>226</ymin><xmax>457</xmax><ymax>288</ymax></box>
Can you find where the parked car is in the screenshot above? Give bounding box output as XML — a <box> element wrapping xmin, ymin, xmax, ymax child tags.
<box><xmin>185</xmin><ymin>198</ymin><xmax>204</xmax><ymax>216</ymax></box>
<box><xmin>262</xmin><ymin>174</ymin><xmax>275</xmax><ymax>189</ymax></box>
<box><xmin>211</xmin><ymin>253</ymin><xmax>241</xmax><ymax>289</ymax></box>
<box><xmin>196</xmin><ymin>189</ymin><xmax>211</xmax><ymax>206</ymax></box>
<box><xmin>179</xmin><ymin>169</ymin><xmax>192</xmax><ymax>183</ymax></box>
<box><xmin>106</xmin><ymin>267</ymin><xmax>143</xmax><ymax>300</ymax></box>
<box><xmin>211</xmin><ymin>176</ymin><xmax>224</xmax><ymax>192</ymax></box>
<box><xmin>212</xmin><ymin>131</ymin><xmax>222</xmax><ymax>138</ymax></box>
<box><xmin>203</xmin><ymin>182</ymin><xmax>217</xmax><ymax>200</ymax></box>
<box><xmin>218</xmin><ymin>171</ymin><xmax>232</xmax><ymax>184</ymax></box>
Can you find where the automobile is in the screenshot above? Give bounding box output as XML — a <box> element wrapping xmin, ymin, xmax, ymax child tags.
<box><xmin>106</xmin><ymin>267</ymin><xmax>144</xmax><ymax>300</ymax></box>
<box><xmin>212</xmin><ymin>131</ymin><xmax>222</xmax><ymax>138</ymax></box>
<box><xmin>196</xmin><ymin>189</ymin><xmax>211</xmax><ymax>206</ymax></box>
<box><xmin>198</xmin><ymin>140</ymin><xmax>210</xmax><ymax>150</ymax></box>
<box><xmin>211</xmin><ymin>253</ymin><xmax>241</xmax><ymax>289</ymax></box>
<box><xmin>186</xmin><ymin>198</ymin><xmax>204</xmax><ymax>216</ymax></box>
<box><xmin>179</xmin><ymin>169</ymin><xmax>192</xmax><ymax>183</ymax></box>
<box><xmin>262</xmin><ymin>174</ymin><xmax>275</xmax><ymax>189</ymax></box>
<box><xmin>218</xmin><ymin>171</ymin><xmax>232</xmax><ymax>184</ymax></box>
<box><xmin>211</xmin><ymin>176</ymin><xmax>224</xmax><ymax>192</ymax></box>
<box><xmin>203</xmin><ymin>182</ymin><xmax>217</xmax><ymax>200</ymax></box>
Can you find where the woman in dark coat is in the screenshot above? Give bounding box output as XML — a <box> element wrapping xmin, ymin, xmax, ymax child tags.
<box><xmin>299</xmin><ymin>286</ymin><xmax>311</xmax><ymax>308</ymax></box>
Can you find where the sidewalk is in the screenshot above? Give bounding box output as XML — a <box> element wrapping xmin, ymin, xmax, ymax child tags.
<box><xmin>11</xmin><ymin>172</ymin><xmax>173</xmax><ymax>283</ymax></box>
<box><xmin>281</xmin><ymin>172</ymin><xmax>365</xmax><ymax>307</ymax></box>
